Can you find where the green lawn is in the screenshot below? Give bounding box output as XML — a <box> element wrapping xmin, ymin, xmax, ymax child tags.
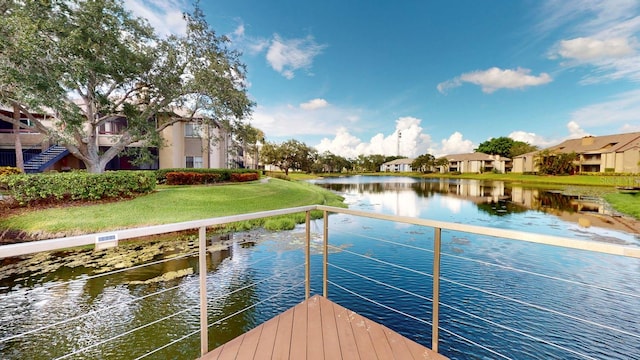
<box><xmin>603</xmin><ymin>192</ymin><xmax>640</xmax><ymax>219</ymax></box>
<box><xmin>0</xmin><ymin>179</ymin><xmax>343</xmax><ymax>235</ymax></box>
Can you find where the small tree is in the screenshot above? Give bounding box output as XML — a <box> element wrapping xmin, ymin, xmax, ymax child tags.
<box><xmin>411</xmin><ymin>153</ymin><xmax>436</xmax><ymax>173</ymax></box>
<box><xmin>535</xmin><ymin>150</ymin><xmax>578</xmax><ymax>175</ymax></box>
<box><xmin>475</xmin><ymin>137</ymin><xmax>515</xmax><ymax>158</ymax></box>
<box><xmin>475</xmin><ymin>137</ymin><xmax>538</xmax><ymax>158</ymax></box>
<box><xmin>435</xmin><ymin>157</ymin><xmax>449</xmax><ymax>172</ymax></box>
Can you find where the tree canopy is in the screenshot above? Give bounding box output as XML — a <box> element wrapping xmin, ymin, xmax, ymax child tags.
<box><xmin>260</xmin><ymin>139</ymin><xmax>317</xmax><ymax>175</ymax></box>
<box><xmin>535</xmin><ymin>150</ymin><xmax>578</xmax><ymax>175</ymax></box>
<box><xmin>411</xmin><ymin>153</ymin><xmax>436</xmax><ymax>173</ymax></box>
<box><xmin>475</xmin><ymin>136</ymin><xmax>538</xmax><ymax>158</ymax></box>
<box><xmin>0</xmin><ymin>0</ymin><xmax>252</xmax><ymax>173</ymax></box>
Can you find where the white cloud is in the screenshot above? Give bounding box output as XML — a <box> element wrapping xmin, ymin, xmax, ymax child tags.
<box><xmin>437</xmin><ymin>67</ymin><xmax>552</xmax><ymax>94</ymax></box>
<box><xmin>249</xmin><ymin>103</ymin><xmax>361</xmax><ymax>138</ymax></box>
<box><xmin>265</xmin><ymin>34</ymin><xmax>326</xmax><ymax>79</ymax></box>
<box><xmin>230</xmin><ymin>22</ymin><xmax>270</xmax><ymax>54</ymax></box>
<box><xmin>556</xmin><ymin>37</ymin><xmax>635</xmax><ymax>60</ymax></box>
<box><xmin>508</xmin><ymin>131</ymin><xmax>556</xmax><ymax>148</ymax></box>
<box><xmin>123</xmin><ymin>0</ymin><xmax>187</xmax><ymax>36</ymax></box>
<box><xmin>507</xmin><ymin>122</ymin><xmax>591</xmax><ymax>150</ymax></box>
<box><xmin>300</xmin><ymin>98</ymin><xmax>329</xmax><ymax>110</ymax></box>
<box><xmin>542</xmin><ymin>0</ymin><xmax>640</xmax><ymax>82</ymax></box>
<box><xmin>314</xmin><ymin>118</ymin><xmax>480</xmax><ymax>158</ymax></box>
<box><xmin>316</xmin><ymin>117</ymin><xmax>434</xmax><ymax>158</ymax></box>
<box><xmin>566</xmin><ymin>121</ymin><xmax>590</xmax><ymax>138</ymax></box>
<box><xmin>438</xmin><ymin>132</ymin><xmax>474</xmax><ymax>155</ymax></box>
<box><xmin>569</xmin><ymin>89</ymin><xmax>640</xmax><ymax>128</ymax></box>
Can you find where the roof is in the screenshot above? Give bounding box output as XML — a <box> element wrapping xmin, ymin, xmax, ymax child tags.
<box><xmin>548</xmin><ymin>132</ymin><xmax>640</xmax><ymax>154</ymax></box>
<box><xmin>382</xmin><ymin>158</ymin><xmax>414</xmax><ymax>166</ymax></box>
<box><xmin>512</xmin><ymin>150</ymin><xmax>539</xmax><ymax>159</ymax></box>
<box><xmin>442</xmin><ymin>152</ymin><xmax>509</xmax><ymax>161</ymax></box>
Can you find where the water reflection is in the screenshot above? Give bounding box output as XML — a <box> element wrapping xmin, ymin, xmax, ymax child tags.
<box><xmin>312</xmin><ymin>176</ymin><xmax>639</xmax><ymax>239</ymax></box>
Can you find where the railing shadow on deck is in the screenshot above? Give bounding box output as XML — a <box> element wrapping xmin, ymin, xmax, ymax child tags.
<box><xmin>1</xmin><ymin>205</ymin><xmax>639</xmax><ymax>359</ymax></box>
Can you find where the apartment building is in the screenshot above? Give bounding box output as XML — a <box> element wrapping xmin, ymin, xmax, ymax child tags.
<box><xmin>512</xmin><ymin>132</ymin><xmax>640</xmax><ymax>174</ymax></box>
<box><xmin>0</xmin><ymin>106</ymin><xmax>245</xmax><ymax>172</ymax></box>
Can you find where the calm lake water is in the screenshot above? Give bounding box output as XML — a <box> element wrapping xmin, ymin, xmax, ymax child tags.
<box><xmin>1</xmin><ymin>176</ymin><xmax>639</xmax><ymax>359</ymax></box>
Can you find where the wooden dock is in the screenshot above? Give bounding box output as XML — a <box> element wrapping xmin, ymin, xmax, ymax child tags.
<box><xmin>200</xmin><ymin>295</ymin><xmax>447</xmax><ymax>360</ymax></box>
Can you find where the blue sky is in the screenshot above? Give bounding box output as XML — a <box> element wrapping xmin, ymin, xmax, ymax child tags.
<box><xmin>125</xmin><ymin>0</ymin><xmax>640</xmax><ymax>158</ymax></box>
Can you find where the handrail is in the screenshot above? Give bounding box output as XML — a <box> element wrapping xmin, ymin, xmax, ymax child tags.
<box><xmin>315</xmin><ymin>205</ymin><xmax>640</xmax><ymax>258</ymax></box>
<box><xmin>0</xmin><ymin>205</ymin><xmax>317</xmax><ymax>259</ymax></box>
<box><xmin>3</xmin><ymin>204</ymin><xmax>638</xmax><ymax>260</ymax></box>
<box><xmin>1</xmin><ymin>204</ymin><xmax>639</xmax><ymax>359</ymax></box>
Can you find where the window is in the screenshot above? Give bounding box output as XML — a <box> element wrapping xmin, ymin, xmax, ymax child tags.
<box><xmin>185</xmin><ymin>122</ymin><xmax>202</xmax><ymax>137</ymax></box>
<box><xmin>186</xmin><ymin>156</ymin><xmax>203</xmax><ymax>168</ymax></box>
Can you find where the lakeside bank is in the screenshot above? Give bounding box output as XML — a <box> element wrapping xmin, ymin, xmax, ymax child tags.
<box><xmin>0</xmin><ymin>178</ymin><xmax>345</xmax><ymax>242</ymax></box>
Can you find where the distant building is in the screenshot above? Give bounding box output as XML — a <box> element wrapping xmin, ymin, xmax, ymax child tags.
<box><xmin>380</xmin><ymin>158</ymin><xmax>414</xmax><ymax>172</ymax></box>
<box><xmin>438</xmin><ymin>153</ymin><xmax>511</xmax><ymax>173</ymax></box>
<box><xmin>512</xmin><ymin>132</ymin><xmax>640</xmax><ymax>174</ymax></box>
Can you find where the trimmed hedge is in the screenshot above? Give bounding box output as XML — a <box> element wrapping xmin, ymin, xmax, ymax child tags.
<box><xmin>0</xmin><ymin>166</ymin><xmax>22</xmax><ymax>177</ymax></box>
<box><xmin>156</xmin><ymin>168</ymin><xmax>260</xmax><ymax>184</ymax></box>
<box><xmin>0</xmin><ymin>171</ymin><xmax>156</xmax><ymax>205</ymax></box>
<box><xmin>166</xmin><ymin>172</ymin><xmax>221</xmax><ymax>185</ymax></box>
<box><xmin>230</xmin><ymin>172</ymin><xmax>260</xmax><ymax>182</ymax></box>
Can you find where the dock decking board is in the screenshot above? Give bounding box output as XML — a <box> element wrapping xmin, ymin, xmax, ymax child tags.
<box><xmin>200</xmin><ymin>295</ymin><xmax>448</xmax><ymax>360</ymax></box>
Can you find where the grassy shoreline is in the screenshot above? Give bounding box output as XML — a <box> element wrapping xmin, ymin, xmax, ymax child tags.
<box><xmin>0</xmin><ymin>178</ymin><xmax>344</xmax><ymax>239</ymax></box>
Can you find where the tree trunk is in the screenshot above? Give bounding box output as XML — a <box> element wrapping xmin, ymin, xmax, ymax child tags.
<box><xmin>13</xmin><ymin>105</ymin><xmax>24</xmax><ymax>171</ymax></box>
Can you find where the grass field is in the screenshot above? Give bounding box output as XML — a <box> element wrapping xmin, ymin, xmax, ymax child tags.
<box><xmin>0</xmin><ymin>178</ymin><xmax>344</xmax><ymax>236</ymax></box>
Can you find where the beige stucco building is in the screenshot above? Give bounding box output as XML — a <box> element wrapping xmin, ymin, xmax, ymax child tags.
<box><xmin>512</xmin><ymin>132</ymin><xmax>640</xmax><ymax>174</ymax></box>
<box><xmin>380</xmin><ymin>158</ymin><xmax>414</xmax><ymax>172</ymax></box>
<box><xmin>438</xmin><ymin>153</ymin><xmax>511</xmax><ymax>174</ymax></box>
<box><xmin>0</xmin><ymin>107</ymin><xmax>246</xmax><ymax>172</ymax></box>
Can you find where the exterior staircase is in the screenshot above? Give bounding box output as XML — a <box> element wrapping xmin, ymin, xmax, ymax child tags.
<box><xmin>23</xmin><ymin>145</ymin><xmax>70</xmax><ymax>173</ymax></box>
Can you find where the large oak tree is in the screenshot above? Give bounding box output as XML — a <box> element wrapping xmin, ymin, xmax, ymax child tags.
<box><xmin>0</xmin><ymin>0</ymin><xmax>252</xmax><ymax>173</ymax></box>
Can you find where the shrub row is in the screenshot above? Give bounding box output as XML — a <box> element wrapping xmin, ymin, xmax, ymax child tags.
<box><xmin>230</xmin><ymin>172</ymin><xmax>260</xmax><ymax>182</ymax></box>
<box><xmin>156</xmin><ymin>168</ymin><xmax>260</xmax><ymax>184</ymax></box>
<box><xmin>0</xmin><ymin>166</ymin><xmax>22</xmax><ymax>177</ymax></box>
<box><xmin>0</xmin><ymin>171</ymin><xmax>156</xmax><ymax>205</ymax></box>
<box><xmin>166</xmin><ymin>172</ymin><xmax>221</xmax><ymax>185</ymax></box>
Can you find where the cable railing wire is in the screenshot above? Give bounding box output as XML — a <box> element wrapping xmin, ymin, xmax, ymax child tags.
<box><xmin>334</xmin><ymin>226</ymin><xmax>640</xmax><ymax>300</ymax></box>
<box><xmin>132</xmin><ymin>328</ymin><xmax>200</xmax><ymax>360</ymax></box>
<box><xmin>334</xmin><ymin>243</ymin><xmax>640</xmax><ymax>341</ymax></box>
<box><xmin>331</xmin><ymin>245</ymin><xmax>434</xmax><ymax>279</ymax></box>
<box><xmin>53</xmin><ymin>307</ymin><xmax>193</xmax><ymax>360</ymax></box>
<box><xmin>441</xmin><ymin>247</ymin><xmax>640</xmax><ymax>299</ymax></box>
<box><xmin>440</xmin><ymin>275</ymin><xmax>640</xmax><ymax>340</ymax></box>
<box><xmin>2</xmin><ymin>251</ymin><xmax>199</xmax><ymax>299</ymax></box>
<box><xmin>208</xmin><ymin>280</ymin><xmax>305</xmax><ymax>330</ymax></box>
<box><xmin>329</xmin><ymin>281</ymin><xmax>513</xmax><ymax>360</ymax></box>
<box><xmin>136</xmin><ymin>266</ymin><xmax>305</xmax><ymax>360</ymax></box>
<box><xmin>0</xmin><ymin>253</ymin><xmax>285</xmax><ymax>344</ymax></box>
<box><xmin>50</xmin><ymin>265</ymin><xmax>304</xmax><ymax>359</ymax></box>
<box><xmin>329</xmin><ymin>263</ymin><xmax>600</xmax><ymax>360</ymax></box>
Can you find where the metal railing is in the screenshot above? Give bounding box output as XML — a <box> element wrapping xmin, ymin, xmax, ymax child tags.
<box><xmin>1</xmin><ymin>205</ymin><xmax>639</xmax><ymax>359</ymax></box>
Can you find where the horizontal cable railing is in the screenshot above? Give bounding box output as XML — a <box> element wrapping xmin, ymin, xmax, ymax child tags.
<box><xmin>1</xmin><ymin>205</ymin><xmax>639</xmax><ymax>359</ymax></box>
<box><xmin>322</xmin><ymin>210</ymin><xmax>639</xmax><ymax>358</ymax></box>
<box><xmin>326</xmin><ymin>242</ymin><xmax>616</xmax><ymax>359</ymax></box>
<box><xmin>329</xmin><ymin>228</ymin><xmax>640</xmax><ymax>341</ymax></box>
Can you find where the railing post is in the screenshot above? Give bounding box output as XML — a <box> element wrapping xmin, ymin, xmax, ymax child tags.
<box><xmin>198</xmin><ymin>226</ymin><xmax>208</xmax><ymax>356</ymax></box>
<box><xmin>305</xmin><ymin>211</ymin><xmax>311</xmax><ymax>299</ymax></box>
<box><xmin>323</xmin><ymin>210</ymin><xmax>329</xmax><ymax>298</ymax></box>
<box><xmin>432</xmin><ymin>227</ymin><xmax>442</xmax><ymax>353</ymax></box>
